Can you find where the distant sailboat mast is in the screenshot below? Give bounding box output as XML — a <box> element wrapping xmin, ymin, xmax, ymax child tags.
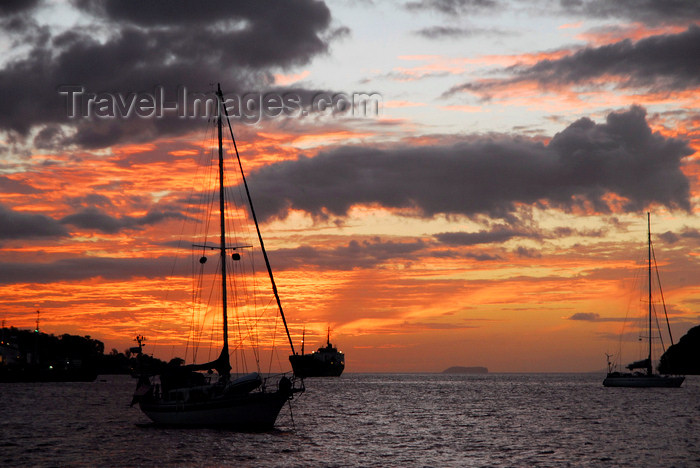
<box><xmin>647</xmin><ymin>212</ymin><xmax>653</xmax><ymax>376</ymax></box>
<box><xmin>602</xmin><ymin>213</ymin><xmax>684</xmax><ymax>387</ymax></box>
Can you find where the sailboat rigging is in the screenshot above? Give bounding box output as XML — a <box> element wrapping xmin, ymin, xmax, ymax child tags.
<box><xmin>131</xmin><ymin>84</ymin><xmax>303</xmax><ymax>429</ymax></box>
<box><xmin>603</xmin><ymin>213</ymin><xmax>685</xmax><ymax>388</ymax></box>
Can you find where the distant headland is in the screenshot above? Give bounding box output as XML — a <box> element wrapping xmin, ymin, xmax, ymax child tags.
<box><xmin>659</xmin><ymin>324</ymin><xmax>700</xmax><ymax>375</ymax></box>
<box><xmin>0</xmin><ymin>327</ymin><xmax>174</xmax><ymax>382</ymax></box>
<box><xmin>442</xmin><ymin>366</ymin><xmax>488</xmax><ymax>374</ymax></box>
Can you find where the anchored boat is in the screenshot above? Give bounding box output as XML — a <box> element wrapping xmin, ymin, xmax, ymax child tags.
<box><xmin>132</xmin><ymin>84</ymin><xmax>303</xmax><ymax>429</ymax></box>
<box><xmin>603</xmin><ymin>213</ymin><xmax>684</xmax><ymax>388</ymax></box>
<box><xmin>289</xmin><ymin>328</ymin><xmax>345</xmax><ymax>377</ymax></box>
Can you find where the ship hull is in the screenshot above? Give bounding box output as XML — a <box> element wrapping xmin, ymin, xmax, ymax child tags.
<box><xmin>603</xmin><ymin>374</ymin><xmax>685</xmax><ymax>388</ymax></box>
<box><xmin>289</xmin><ymin>354</ymin><xmax>344</xmax><ymax>377</ymax></box>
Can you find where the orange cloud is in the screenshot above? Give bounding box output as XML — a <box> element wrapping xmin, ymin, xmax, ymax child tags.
<box><xmin>577</xmin><ymin>23</ymin><xmax>690</xmax><ymax>46</ymax></box>
<box><xmin>273</xmin><ymin>70</ymin><xmax>311</xmax><ymax>86</ymax></box>
<box><xmin>384</xmin><ymin>100</ymin><xmax>427</xmax><ymax>108</ymax></box>
<box><xmin>439</xmin><ymin>104</ymin><xmax>484</xmax><ymax>113</ymax></box>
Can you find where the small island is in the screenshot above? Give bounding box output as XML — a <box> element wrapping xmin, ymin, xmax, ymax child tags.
<box><xmin>442</xmin><ymin>366</ymin><xmax>488</xmax><ymax>374</ymax></box>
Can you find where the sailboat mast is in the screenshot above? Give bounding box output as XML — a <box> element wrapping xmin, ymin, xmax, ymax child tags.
<box><xmin>217</xmin><ymin>104</ymin><xmax>230</xmax><ymax>367</ymax></box>
<box><xmin>216</xmin><ymin>84</ymin><xmax>297</xmax><ymax>356</ymax></box>
<box><xmin>647</xmin><ymin>212</ymin><xmax>652</xmax><ymax>376</ymax></box>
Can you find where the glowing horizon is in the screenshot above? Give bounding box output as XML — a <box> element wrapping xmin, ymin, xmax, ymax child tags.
<box><xmin>1</xmin><ymin>1</ymin><xmax>699</xmax><ymax>373</ymax></box>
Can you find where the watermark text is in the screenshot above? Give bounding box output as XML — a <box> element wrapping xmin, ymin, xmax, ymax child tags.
<box><xmin>58</xmin><ymin>85</ymin><xmax>382</xmax><ymax>124</ymax></box>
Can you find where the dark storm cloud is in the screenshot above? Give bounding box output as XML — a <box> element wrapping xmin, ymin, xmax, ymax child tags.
<box><xmin>246</xmin><ymin>106</ymin><xmax>692</xmax><ymax>221</ymax></box>
<box><xmin>514</xmin><ymin>246</ymin><xmax>540</xmax><ymax>258</ymax></box>
<box><xmin>0</xmin><ymin>256</ymin><xmax>178</xmax><ymax>284</ymax></box>
<box><xmin>446</xmin><ymin>26</ymin><xmax>700</xmax><ymax>96</ymax></box>
<box><xmin>64</xmin><ymin>193</ymin><xmax>113</xmax><ymax>208</ymax></box>
<box><xmin>659</xmin><ymin>227</ymin><xmax>700</xmax><ymax>244</ymax></box>
<box><xmin>568</xmin><ymin>312</ymin><xmax>601</xmax><ymax>321</ymax></box>
<box><xmin>434</xmin><ymin>224</ymin><xmax>605</xmax><ymax>248</ymax></box>
<box><xmin>60</xmin><ymin>206</ymin><xmax>190</xmax><ymax>234</ymax></box>
<box><xmin>414</xmin><ymin>26</ymin><xmax>509</xmax><ymax>39</ymax></box>
<box><xmin>0</xmin><ymin>1</ymin><xmax>335</xmax><ymax>148</ymax></box>
<box><xmin>73</xmin><ymin>0</ymin><xmax>331</xmax><ymax>69</ymax></box>
<box><xmin>559</xmin><ymin>0</ymin><xmax>700</xmax><ymax>26</ymax></box>
<box><xmin>32</xmin><ymin>125</ymin><xmax>66</xmax><ymax>150</ymax></box>
<box><xmin>0</xmin><ymin>176</ymin><xmax>43</xmax><ymax>194</ymax></box>
<box><xmin>282</xmin><ymin>236</ymin><xmax>502</xmax><ymax>267</ymax></box>
<box><xmin>406</xmin><ymin>0</ymin><xmax>699</xmax><ymax>26</ymax></box>
<box><xmin>0</xmin><ymin>204</ymin><xmax>68</xmax><ymax>239</ymax></box>
<box><xmin>0</xmin><ymin>0</ymin><xmax>41</xmax><ymax>16</ymax></box>
<box><xmin>465</xmin><ymin>251</ymin><xmax>501</xmax><ymax>261</ymax></box>
<box><xmin>568</xmin><ymin>312</ymin><xmax>625</xmax><ymax>322</ymax></box>
<box><xmin>269</xmin><ymin>238</ymin><xmax>427</xmax><ymax>270</ymax></box>
<box><xmin>405</xmin><ymin>0</ymin><xmax>498</xmax><ymax>15</ymax></box>
<box><xmin>435</xmin><ymin>227</ymin><xmax>529</xmax><ymax>245</ymax></box>
<box><xmin>551</xmin><ymin>226</ymin><xmax>605</xmax><ymax>238</ymax></box>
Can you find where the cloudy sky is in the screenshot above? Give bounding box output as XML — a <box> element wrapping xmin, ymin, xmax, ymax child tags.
<box><xmin>1</xmin><ymin>0</ymin><xmax>698</xmax><ymax>372</ymax></box>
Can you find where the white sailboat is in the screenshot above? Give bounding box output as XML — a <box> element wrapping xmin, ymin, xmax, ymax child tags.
<box><xmin>603</xmin><ymin>213</ymin><xmax>685</xmax><ymax>388</ymax></box>
<box><xmin>132</xmin><ymin>84</ymin><xmax>303</xmax><ymax>429</ymax></box>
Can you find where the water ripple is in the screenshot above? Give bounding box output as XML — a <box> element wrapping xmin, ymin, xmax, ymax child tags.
<box><xmin>1</xmin><ymin>374</ymin><xmax>699</xmax><ymax>466</ymax></box>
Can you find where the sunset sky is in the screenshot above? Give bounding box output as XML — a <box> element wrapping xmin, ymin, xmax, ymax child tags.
<box><xmin>1</xmin><ymin>0</ymin><xmax>699</xmax><ymax>373</ymax></box>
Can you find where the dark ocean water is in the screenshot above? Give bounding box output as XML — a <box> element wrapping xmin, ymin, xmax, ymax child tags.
<box><xmin>1</xmin><ymin>373</ymin><xmax>698</xmax><ymax>467</ymax></box>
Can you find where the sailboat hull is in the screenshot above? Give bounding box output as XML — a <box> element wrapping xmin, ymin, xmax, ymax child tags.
<box><xmin>603</xmin><ymin>374</ymin><xmax>685</xmax><ymax>388</ymax></box>
<box><xmin>139</xmin><ymin>390</ymin><xmax>290</xmax><ymax>430</ymax></box>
